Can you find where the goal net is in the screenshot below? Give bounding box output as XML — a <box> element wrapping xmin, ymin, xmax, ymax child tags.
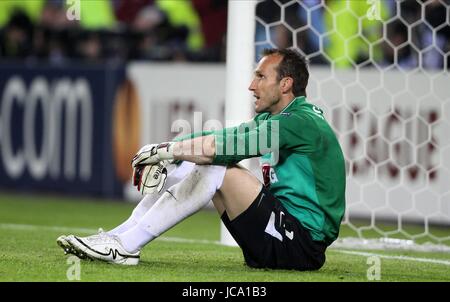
<box><xmin>253</xmin><ymin>0</ymin><xmax>450</xmax><ymax>252</ymax></box>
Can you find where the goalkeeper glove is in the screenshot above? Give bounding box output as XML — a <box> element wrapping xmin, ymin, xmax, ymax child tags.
<box><xmin>132</xmin><ymin>161</ymin><xmax>170</xmax><ymax>195</ymax></box>
<box><xmin>131</xmin><ymin>142</ymin><xmax>175</xmax><ymax>167</ymax></box>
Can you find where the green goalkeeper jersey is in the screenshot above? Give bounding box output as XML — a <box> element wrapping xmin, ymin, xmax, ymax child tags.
<box><xmin>176</xmin><ymin>96</ymin><xmax>346</xmax><ymax>245</ymax></box>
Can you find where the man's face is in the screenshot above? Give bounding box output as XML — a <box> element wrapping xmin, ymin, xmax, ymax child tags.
<box><xmin>249</xmin><ymin>54</ymin><xmax>283</xmax><ymax>114</ymax></box>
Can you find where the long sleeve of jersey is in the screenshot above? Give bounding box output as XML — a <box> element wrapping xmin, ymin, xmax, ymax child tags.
<box><xmin>173</xmin><ymin>130</ymin><xmax>215</xmax><ymax>142</ymax></box>
<box><xmin>171</xmin><ymin>117</ymin><xmax>272</xmax><ymax>165</ymax></box>
<box><xmin>211</xmin><ymin>113</ymin><xmax>321</xmax><ymax>165</ymax></box>
<box><xmin>171</xmin><ymin>109</ymin><xmax>323</xmax><ymax>166</ymax></box>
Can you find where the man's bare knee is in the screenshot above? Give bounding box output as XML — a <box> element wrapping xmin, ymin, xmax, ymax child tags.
<box><xmin>217</xmin><ymin>166</ymin><xmax>262</xmax><ymax>220</ymax></box>
<box><xmin>212</xmin><ymin>191</ymin><xmax>226</xmax><ymax>216</ymax></box>
<box><xmin>219</xmin><ymin>166</ymin><xmax>261</xmax><ymax>192</ymax></box>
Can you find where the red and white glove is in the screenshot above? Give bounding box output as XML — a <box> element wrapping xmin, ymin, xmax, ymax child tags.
<box><xmin>131</xmin><ymin>142</ymin><xmax>175</xmax><ymax>167</ymax></box>
<box><xmin>132</xmin><ymin>161</ymin><xmax>170</xmax><ymax>194</ymax></box>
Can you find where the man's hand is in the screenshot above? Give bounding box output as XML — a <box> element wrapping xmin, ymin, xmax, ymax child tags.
<box><xmin>132</xmin><ymin>161</ymin><xmax>170</xmax><ymax>194</ymax></box>
<box><xmin>131</xmin><ymin>142</ymin><xmax>175</xmax><ymax>167</ymax></box>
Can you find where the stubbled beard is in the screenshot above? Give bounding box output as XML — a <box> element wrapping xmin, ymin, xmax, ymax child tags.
<box><xmin>257</xmin><ymin>98</ymin><xmax>279</xmax><ymax>114</ymax></box>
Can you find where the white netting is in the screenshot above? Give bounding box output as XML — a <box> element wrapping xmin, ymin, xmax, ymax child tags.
<box><xmin>255</xmin><ymin>0</ymin><xmax>450</xmax><ymax>252</ymax></box>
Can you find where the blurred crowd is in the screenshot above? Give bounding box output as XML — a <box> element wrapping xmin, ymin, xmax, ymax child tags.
<box><xmin>0</xmin><ymin>0</ymin><xmax>449</xmax><ymax>69</ymax></box>
<box><xmin>0</xmin><ymin>0</ymin><xmax>228</xmax><ymax>63</ymax></box>
<box><xmin>256</xmin><ymin>0</ymin><xmax>450</xmax><ymax>70</ymax></box>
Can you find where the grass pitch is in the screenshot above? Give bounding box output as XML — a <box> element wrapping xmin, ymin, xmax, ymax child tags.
<box><xmin>0</xmin><ymin>192</ymin><xmax>449</xmax><ymax>282</ymax></box>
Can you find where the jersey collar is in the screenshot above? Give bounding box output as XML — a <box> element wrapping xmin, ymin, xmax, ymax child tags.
<box><xmin>279</xmin><ymin>96</ymin><xmax>306</xmax><ymax>114</ymax></box>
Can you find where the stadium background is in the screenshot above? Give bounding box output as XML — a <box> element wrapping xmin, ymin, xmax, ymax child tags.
<box><xmin>0</xmin><ymin>0</ymin><xmax>450</xmax><ymax>282</ymax></box>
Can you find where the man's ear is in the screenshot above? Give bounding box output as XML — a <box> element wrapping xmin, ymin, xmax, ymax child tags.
<box><xmin>280</xmin><ymin>77</ymin><xmax>294</xmax><ymax>94</ymax></box>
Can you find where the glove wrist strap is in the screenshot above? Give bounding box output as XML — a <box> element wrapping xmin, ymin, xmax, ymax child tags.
<box><xmin>157</xmin><ymin>142</ymin><xmax>174</xmax><ymax>161</ymax></box>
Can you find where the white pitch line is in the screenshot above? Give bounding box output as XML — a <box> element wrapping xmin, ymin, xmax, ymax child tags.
<box><xmin>0</xmin><ymin>223</ymin><xmax>98</xmax><ymax>234</ymax></box>
<box><xmin>332</xmin><ymin>250</ymin><xmax>450</xmax><ymax>266</ymax></box>
<box><xmin>0</xmin><ymin>223</ymin><xmax>222</xmax><ymax>245</ymax></box>
<box><xmin>2</xmin><ymin>223</ymin><xmax>450</xmax><ymax>266</ymax></box>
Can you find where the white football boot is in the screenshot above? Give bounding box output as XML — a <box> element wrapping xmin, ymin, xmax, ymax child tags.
<box><xmin>56</xmin><ymin>235</ymin><xmax>73</xmax><ymax>253</ymax></box>
<box><xmin>56</xmin><ymin>228</ymin><xmax>109</xmax><ymax>260</ymax></box>
<box><xmin>57</xmin><ymin>234</ymin><xmax>92</xmax><ymax>259</ymax></box>
<box><xmin>66</xmin><ymin>232</ymin><xmax>140</xmax><ymax>265</ymax></box>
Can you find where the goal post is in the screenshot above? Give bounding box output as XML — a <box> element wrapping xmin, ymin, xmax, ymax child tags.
<box><xmin>220</xmin><ymin>0</ymin><xmax>257</xmax><ymax>246</ymax></box>
<box><xmin>222</xmin><ymin>0</ymin><xmax>450</xmax><ymax>252</ymax></box>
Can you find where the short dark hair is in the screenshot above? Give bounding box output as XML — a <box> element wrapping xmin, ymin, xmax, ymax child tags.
<box><xmin>261</xmin><ymin>48</ymin><xmax>309</xmax><ymax>96</ymax></box>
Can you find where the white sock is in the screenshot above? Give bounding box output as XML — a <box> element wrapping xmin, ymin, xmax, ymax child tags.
<box><xmin>106</xmin><ymin>195</ymin><xmax>152</xmax><ymax>235</ymax></box>
<box><xmin>118</xmin><ymin>165</ymin><xmax>226</xmax><ymax>253</ymax></box>
<box><xmin>107</xmin><ymin>161</ymin><xmax>195</xmax><ymax>235</ymax></box>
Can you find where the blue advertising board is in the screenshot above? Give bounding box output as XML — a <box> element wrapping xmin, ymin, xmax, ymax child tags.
<box><xmin>0</xmin><ymin>63</ymin><xmax>126</xmax><ymax>198</ymax></box>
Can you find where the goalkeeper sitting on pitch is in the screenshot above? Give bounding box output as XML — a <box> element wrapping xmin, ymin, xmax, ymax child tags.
<box><xmin>57</xmin><ymin>48</ymin><xmax>346</xmax><ymax>271</ymax></box>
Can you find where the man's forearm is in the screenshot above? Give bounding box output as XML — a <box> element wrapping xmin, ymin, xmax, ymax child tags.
<box><xmin>172</xmin><ymin>135</ymin><xmax>216</xmax><ymax>164</ymax></box>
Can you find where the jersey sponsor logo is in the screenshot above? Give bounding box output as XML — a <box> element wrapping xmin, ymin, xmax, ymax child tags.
<box><xmin>280</xmin><ymin>112</ymin><xmax>291</xmax><ymax>116</ymax></box>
